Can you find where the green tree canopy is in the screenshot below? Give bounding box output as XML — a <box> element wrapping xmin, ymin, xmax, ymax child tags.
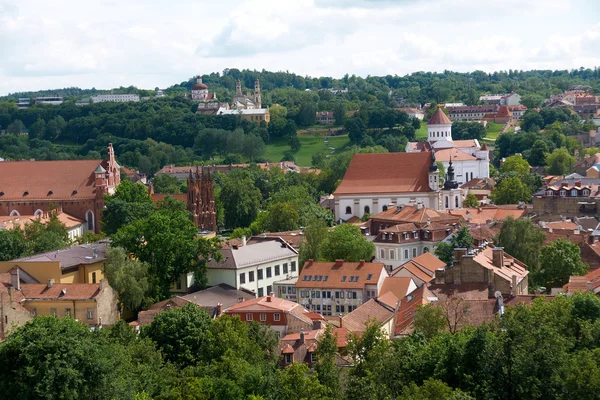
<box><xmin>495</xmin><ymin>216</ymin><xmax>546</xmax><ymax>275</ymax></box>
<box><xmin>320</xmin><ymin>224</ymin><xmax>375</xmax><ymax>262</ymax></box>
<box><xmin>492</xmin><ymin>176</ymin><xmax>531</xmax><ymax>205</ymax></box>
<box><xmin>104</xmin><ymin>246</ymin><xmax>152</xmax><ymax>313</ymax></box>
<box><xmin>539</xmin><ymin>238</ymin><xmax>588</xmax><ymax>288</ymax></box>
<box><xmin>463</xmin><ymin>193</ymin><xmax>479</xmax><ymax>208</ymax></box>
<box><xmin>546</xmin><ymin>147</ymin><xmax>576</xmax><ymax>175</ymax></box>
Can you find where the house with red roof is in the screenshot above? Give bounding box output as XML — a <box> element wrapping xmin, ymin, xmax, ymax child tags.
<box><xmin>278</xmin><ymin>326</ymin><xmax>351</xmax><ymax>367</ymax></box>
<box><xmin>225</xmin><ymin>293</ymin><xmax>314</xmax><ymax>337</ymax></box>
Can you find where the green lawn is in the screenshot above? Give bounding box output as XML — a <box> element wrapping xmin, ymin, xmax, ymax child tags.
<box><xmin>485</xmin><ymin>122</ymin><xmax>504</xmax><ymax>140</ymax></box>
<box><xmin>264</xmin><ymin>135</ymin><xmax>351</xmax><ymax>167</ymax></box>
<box><xmin>415</xmin><ymin>122</ymin><xmax>428</xmax><ymax>140</ymax></box>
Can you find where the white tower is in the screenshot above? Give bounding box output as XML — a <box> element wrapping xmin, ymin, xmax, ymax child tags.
<box><xmin>427</xmin><ymin>107</ymin><xmax>453</xmax><ymax>144</ymax></box>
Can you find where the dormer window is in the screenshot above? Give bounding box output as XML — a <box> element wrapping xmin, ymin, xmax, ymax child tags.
<box><xmin>546</xmin><ymin>190</ymin><xmax>553</xmax><ymax>196</ymax></box>
<box><xmin>560</xmin><ymin>190</ymin><xmax>566</xmax><ymax>197</ymax></box>
<box><xmin>583</xmin><ymin>190</ymin><xmax>590</xmax><ymax>196</ymax></box>
<box><xmin>23</xmin><ymin>191</ymin><xmax>29</xmax><ymax>196</ymax></box>
<box><xmin>47</xmin><ymin>190</ymin><xmax>53</xmax><ymax>196</ymax></box>
<box><xmin>571</xmin><ymin>189</ymin><xmax>577</xmax><ymax>197</ymax></box>
<box><xmin>72</xmin><ymin>190</ymin><xmax>78</xmax><ymax>195</ymax></box>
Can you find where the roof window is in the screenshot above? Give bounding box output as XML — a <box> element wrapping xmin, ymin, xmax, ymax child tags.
<box><xmin>341</xmin><ymin>276</ymin><xmax>347</xmax><ymax>282</ymax></box>
<box><xmin>367</xmin><ymin>274</ymin><xmax>372</xmax><ymax>280</ymax></box>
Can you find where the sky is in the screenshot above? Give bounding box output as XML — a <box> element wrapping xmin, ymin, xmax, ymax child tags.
<box><xmin>1</xmin><ymin>0</ymin><xmax>599</xmax><ymax>95</ymax></box>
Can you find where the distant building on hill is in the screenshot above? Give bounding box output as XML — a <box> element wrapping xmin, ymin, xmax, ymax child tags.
<box><xmin>91</xmin><ymin>94</ymin><xmax>140</xmax><ymax>103</ymax></box>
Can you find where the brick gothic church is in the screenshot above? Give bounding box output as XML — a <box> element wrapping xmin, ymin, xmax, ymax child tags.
<box><xmin>186</xmin><ymin>167</ymin><xmax>217</xmax><ymax>232</ymax></box>
<box><xmin>0</xmin><ymin>144</ymin><xmax>121</xmax><ymax>233</ymax></box>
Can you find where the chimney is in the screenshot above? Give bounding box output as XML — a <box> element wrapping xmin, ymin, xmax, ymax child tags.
<box><xmin>299</xmin><ymin>330</ymin><xmax>305</xmax><ymax>344</ymax></box>
<box><xmin>10</xmin><ymin>267</ymin><xmax>20</xmax><ymax>291</ymax></box>
<box><xmin>47</xmin><ymin>279</ymin><xmax>55</xmax><ymax>288</ymax></box>
<box><xmin>306</xmin><ymin>259</ymin><xmax>314</xmax><ymax>268</ymax></box>
<box><xmin>358</xmin><ymin>260</ymin><xmax>365</xmax><ymax>267</ymax></box>
<box><xmin>511</xmin><ymin>275</ymin><xmax>518</xmax><ymax>296</ymax></box>
<box><xmin>7</xmin><ymin>287</ymin><xmax>14</xmax><ymax>302</ymax></box>
<box><xmin>266</xmin><ymin>294</ymin><xmax>272</xmax><ymax>302</ymax></box>
<box><xmin>338</xmin><ymin>315</ymin><xmax>343</xmax><ymax>328</ymax></box>
<box><xmin>587</xmin><ymin>281</ymin><xmax>593</xmax><ymax>292</ymax></box>
<box><xmin>492</xmin><ymin>247</ymin><xmax>504</xmax><ymax>268</ymax></box>
<box><xmin>453</xmin><ymin>248</ymin><xmax>468</xmax><ymax>262</ymax></box>
<box><xmin>99</xmin><ymin>278</ymin><xmax>108</xmax><ymax>290</ymax></box>
<box><xmin>589</xmin><ymin>235</ymin><xmax>597</xmax><ymax>245</ymax></box>
<box><xmin>242</xmin><ymin>236</ymin><xmax>247</xmax><ymax>247</ymax></box>
<box><xmin>334</xmin><ymin>259</ymin><xmax>344</xmax><ymax>267</ymax></box>
<box><xmin>313</xmin><ymin>320</ymin><xmax>323</xmax><ymax>330</ymax></box>
<box><xmin>216</xmin><ymin>303</ymin><xmax>223</xmax><ymax>316</ymax></box>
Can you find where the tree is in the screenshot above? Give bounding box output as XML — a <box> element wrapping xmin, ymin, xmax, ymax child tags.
<box><xmin>546</xmin><ymin>147</ymin><xmax>576</xmax><ymax>175</ymax></box>
<box><xmin>345</xmin><ymin>118</ymin><xmax>367</xmax><ymax>143</ymax></box>
<box><xmin>521</xmin><ymin>110</ymin><xmax>545</xmax><ymax>131</ymax></box>
<box><xmin>398</xmin><ymin>379</ymin><xmax>474</xmax><ymax>400</ymax></box>
<box><xmin>274</xmin><ymin>363</ymin><xmax>328</xmax><ymax>400</ymax></box>
<box><xmin>527</xmin><ymin>139</ymin><xmax>550</xmax><ymax>166</ymax></box>
<box><xmin>492</xmin><ymin>176</ymin><xmax>531</xmax><ymax>205</ymax></box>
<box><xmin>263</xmin><ymin>202</ymin><xmax>300</xmax><ymax>232</ymax></box>
<box><xmin>520</xmin><ymin>94</ymin><xmax>544</xmax><ymax>109</ymax></box>
<box><xmin>102</xmin><ymin>199</ymin><xmax>155</xmax><ymax>236</ymax></box>
<box><xmin>141</xmin><ymin>303</ymin><xmax>212</xmax><ymax>367</ymax></box>
<box><xmin>413</xmin><ymin>304</ymin><xmax>447</xmax><ymax>340</ymax></box>
<box><xmin>333</xmin><ymin>103</ymin><xmax>346</xmax><ymax>125</ymax></box>
<box><xmin>151</xmin><ymin>174</ymin><xmax>185</xmax><ymax>194</ymax></box>
<box><xmin>539</xmin><ymin>238</ymin><xmax>588</xmax><ymax>288</ymax></box>
<box><xmin>499</xmin><ymin>154</ymin><xmax>531</xmax><ymax>176</ymax></box>
<box><xmin>435</xmin><ymin>227</ymin><xmax>474</xmax><ymax>266</ymax></box>
<box><xmin>104</xmin><ymin>246</ymin><xmax>152</xmax><ymax>313</ymax></box>
<box><xmin>452</xmin><ymin>121</ymin><xmax>485</xmax><ymax>141</ymax></box>
<box><xmin>0</xmin><ymin>228</ymin><xmax>27</xmax><ymax>261</ymax></box>
<box><xmin>298</xmin><ymin>203</ymin><xmax>334</xmax><ymax>227</ymax></box>
<box><xmin>111</xmin><ymin>179</ymin><xmax>152</xmax><ymax>203</ymax></box>
<box><xmin>495</xmin><ymin>216</ymin><xmax>545</xmax><ymax>274</ymax></box>
<box><xmin>220</xmin><ymin>174</ymin><xmax>262</xmax><ymax>229</ymax></box>
<box><xmin>320</xmin><ymin>224</ymin><xmax>375</xmax><ymax>262</ymax></box>
<box><xmin>299</xmin><ymin>217</ymin><xmax>328</xmax><ymax>265</ymax></box>
<box><xmin>463</xmin><ymin>193</ymin><xmax>479</xmax><ymax>208</ymax></box>
<box><xmin>23</xmin><ymin>212</ymin><xmax>70</xmax><ymax>254</ymax></box>
<box><xmin>315</xmin><ymin>325</ymin><xmax>341</xmax><ymax>398</ymax></box>
<box><xmin>288</xmin><ymin>135</ymin><xmax>301</xmax><ymax>153</ymax></box>
<box><xmin>7</xmin><ymin>119</ymin><xmax>24</xmax><ymax>135</ymax></box>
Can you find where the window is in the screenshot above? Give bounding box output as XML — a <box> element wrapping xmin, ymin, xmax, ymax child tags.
<box><xmin>560</xmin><ymin>190</ymin><xmax>566</xmax><ymax>197</ymax></box>
<box><xmin>412</xmin><ymin>248</ymin><xmax>417</xmax><ymax>258</ymax></box>
<box><xmin>404</xmin><ymin>249</ymin><xmax>409</xmax><ymax>259</ymax></box>
<box><xmin>380</xmin><ymin>249</ymin><xmax>385</xmax><ymax>259</ymax></box>
<box><xmin>571</xmin><ymin>189</ymin><xmax>578</xmax><ymax>197</ymax></box>
<box><xmin>413</xmin><ymin>232</ymin><xmax>418</xmax><ymax>239</ymax></box>
<box><xmin>239</xmin><ymin>273</ymin><xmax>246</xmax><ymax>284</ymax></box>
<box><xmin>258</xmin><ymin>269</ymin><xmax>263</xmax><ymax>280</ymax></box>
<box><xmin>50</xmin><ymin>308</ymin><xmax>57</xmax><ymax>316</ymax></box>
<box><xmin>423</xmin><ymin>247</ymin><xmax>430</xmax><ymax>253</ymax></box>
<box><xmin>311</xmin><ymin>353</ymin><xmax>317</xmax><ymax>362</ymax></box>
<box><xmin>316</xmin><ymin>305</ymin><xmax>321</xmax><ymax>311</ymax></box>
<box><xmin>87</xmin><ymin>309</ymin><xmax>94</xmax><ymax>319</ymax></box>
<box><xmin>340</xmin><ymin>291</ymin><xmax>345</xmax><ymax>299</ymax></box>
<box><xmin>267</xmin><ymin>285</ymin><xmax>272</xmax><ymax>295</ymax></box>
<box><xmin>249</xmin><ymin>271</ymin><xmax>255</xmax><ymax>282</ymax></box>
<box><xmin>583</xmin><ymin>190</ymin><xmax>590</xmax><ymax>196</ymax></box>
<box><xmin>176</xmin><ymin>279</ymin><xmax>182</xmax><ymax>290</ymax></box>
<box><xmin>258</xmin><ymin>287</ymin><xmax>264</xmax><ymax>297</ymax></box>
<box><xmin>283</xmin><ymin>263</ymin><xmax>288</xmax><ymax>274</ymax></box>
<box><xmin>341</xmin><ymin>276</ymin><xmax>347</xmax><ymax>282</ymax></box>
<box><xmin>291</xmin><ymin>261</ymin><xmax>297</xmax><ymax>272</ymax></box>
<box><xmin>275</xmin><ymin>265</ymin><xmax>280</xmax><ymax>275</ymax></box>
<box><xmin>455</xmin><ymin>196</ymin><xmax>459</xmax><ymax>208</ymax></box>
<box><xmin>31</xmin><ymin>308</ymin><xmax>37</xmax><ymax>317</ymax></box>
<box><xmin>260</xmin><ymin>313</ymin><xmax>266</xmax><ymax>322</ymax></box>
<box><xmin>274</xmin><ymin>313</ymin><xmax>281</xmax><ymax>321</ymax></box>
<box><xmin>311</xmin><ymin>290</ymin><xmax>315</xmax><ymax>298</ymax></box>
<box><xmin>91</xmin><ymin>272</ymin><xmax>97</xmax><ymax>284</ymax></box>
<box><xmin>291</xmin><ymin>287</ymin><xmax>296</xmax><ymax>294</ymax></box>
<box><xmin>389</xmin><ymin>250</ymin><xmax>395</xmax><ymax>260</ymax></box>
<box><xmin>335</xmin><ymin>291</ymin><xmax>340</xmax><ymax>299</ymax></box>
<box><xmin>65</xmin><ymin>308</ymin><xmax>71</xmax><ymax>317</ymax></box>
<box><xmin>285</xmin><ymin>354</ymin><xmax>292</xmax><ymax>364</ymax></box>
<box><xmin>445</xmin><ymin>196</ymin><xmax>449</xmax><ymax>208</ymax></box>
<box><xmin>315</xmin><ymin>290</ymin><xmax>320</xmax><ymax>298</ymax></box>
<box><xmin>345</xmin><ymin>206</ymin><xmax>352</xmax><ymax>214</ymax></box>
<box><xmin>266</xmin><ymin>267</ymin><xmax>272</xmax><ymax>278</ymax></box>
<box><xmin>282</xmin><ymin>286</ymin><xmax>287</xmax><ymax>294</ymax></box>
<box><xmin>367</xmin><ymin>274</ymin><xmax>372</xmax><ymax>280</ymax></box>
<box><xmin>546</xmin><ymin>190</ymin><xmax>553</xmax><ymax>196</ymax></box>
<box><xmin>382</xmin><ymin>205</ymin><xmax>388</xmax><ymax>211</ymax></box>
<box><xmin>364</xmin><ymin>205</ymin><xmax>370</xmax><ymax>214</ymax></box>
<box><xmin>246</xmin><ymin>313</ymin><xmax>253</xmax><ymax>321</ymax></box>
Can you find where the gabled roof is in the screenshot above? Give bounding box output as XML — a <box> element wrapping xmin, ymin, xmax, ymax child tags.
<box><xmin>439</xmin><ymin>206</ymin><xmax>527</xmax><ymax>225</ymax></box>
<box><xmin>342</xmin><ymin>298</ymin><xmax>394</xmax><ymax>332</ymax></box>
<box><xmin>297</xmin><ymin>260</ymin><xmax>386</xmax><ymax>289</ymax></box>
<box><xmin>400</xmin><ymin>252</ymin><xmax>446</xmax><ymax>275</ymax></box>
<box><xmin>394</xmin><ymin>286</ymin><xmax>437</xmax><ymax>336</ymax></box>
<box><xmin>19</xmin><ymin>282</ymin><xmax>101</xmax><ymax>300</ymax></box>
<box><xmin>226</xmin><ymin>295</ymin><xmax>305</xmax><ymax>313</ymax></box>
<box><xmin>472</xmin><ymin>246</ymin><xmax>529</xmax><ymax>283</ymax></box>
<box><xmin>434</xmin><ymin>148</ymin><xmax>477</xmax><ymax>162</ymax></box>
<box><xmin>0</xmin><ymin>159</ymin><xmax>105</xmax><ymax>200</ymax></box>
<box><xmin>428</xmin><ymin>108</ymin><xmax>452</xmax><ymax>125</ymax></box>
<box><xmin>208</xmin><ymin>238</ymin><xmax>297</xmax><ymax>270</ymax></box>
<box><xmin>11</xmin><ymin>242</ymin><xmax>108</xmax><ymax>269</ymax></box>
<box><xmin>379</xmin><ymin>277</ymin><xmax>415</xmax><ymax>302</ymax></box>
<box><xmin>371</xmin><ymin>205</ymin><xmax>460</xmax><ymax>224</ymax></box>
<box><xmin>333</xmin><ymin>152</ymin><xmax>433</xmax><ymax>196</ymax></box>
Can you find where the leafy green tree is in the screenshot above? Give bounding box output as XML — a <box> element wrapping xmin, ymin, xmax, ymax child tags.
<box><xmin>141</xmin><ymin>303</ymin><xmax>212</xmax><ymax>368</ymax></box>
<box><xmin>111</xmin><ymin>179</ymin><xmax>153</xmax><ymax>203</ymax></box>
<box><xmin>398</xmin><ymin>379</ymin><xmax>474</xmax><ymax>400</ymax></box>
<box><xmin>274</xmin><ymin>363</ymin><xmax>328</xmax><ymax>400</ymax></box>
<box><xmin>546</xmin><ymin>147</ymin><xmax>576</xmax><ymax>175</ymax></box>
<box><xmin>0</xmin><ymin>228</ymin><xmax>27</xmax><ymax>261</ymax></box>
<box><xmin>413</xmin><ymin>304</ymin><xmax>447</xmax><ymax>340</ymax></box>
<box><xmin>463</xmin><ymin>193</ymin><xmax>479</xmax><ymax>208</ymax></box>
<box><xmin>495</xmin><ymin>216</ymin><xmax>545</xmax><ymax>274</ymax></box>
<box><xmin>492</xmin><ymin>176</ymin><xmax>531</xmax><ymax>204</ymax></box>
<box><xmin>333</xmin><ymin>103</ymin><xmax>346</xmax><ymax>125</ymax></box>
<box><xmin>451</xmin><ymin>121</ymin><xmax>485</xmax><ymax>141</ymax></box>
<box><xmin>102</xmin><ymin>199</ymin><xmax>154</xmax><ymax>235</ymax></box>
<box><xmin>23</xmin><ymin>211</ymin><xmax>70</xmax><ymax>254</ymax></box>
<box><xmin>104</xmin><ymin>246</ymin><xmax>152</xmax><ymax>313</ymax></box>
<box><xmin>520</xmin><ymin>94</ymin><xmax>544</xmax><ymax>109</ymax></box>
<box><xmin>299</xmin><ymin>217</ymin><xmax>329</xmax><ymax>265</ymax></box>
<box><xmin>288</xmin><ymin>135</ymin><xmax>301</xmax><ymax>153</ymax></box>
<box><xmin>527</xmin><ymin>139</ymin><xmax>550</xmax><ymax>166</ymax></box>
<box><xmin>7</xmin><ymin>119</ymin><xmax>24</xmax><ymax>135</ymax></box>
<box><xmin>539</xmin><ymin>238</ymin><xmax>588</xmax><ymax>288</ymax></box>
<box><xmin>435</xmin><ymin>227</ymin><xmax>474</xmax><ymax>266</ymax></box>
<box><xmin>499</xmin><ymin>154</ymin><xmax>531</xmax><ymax>176</ymax></box>
<box><xmin>298</xmin><ymin>203</ymin><xmax>334</xmax><ymax>227</ymax></box>
<box><xmin>263</xmin><ymin>202</ymin><xmax>300</xmax><ymax>232</ymax></box>
<box><xmin>521</xmin><ymin>110</ymin><xmax>545</xmax><ymax>131</ymax></box>
<box><xmin>320</xmin><ymin>224</ymin><xmax>375</xmax><ymax>262</ymax></box>
<box><xmin>315</xmin><ymin>325</ymin><xmax>341</xmax><ymax>398</ymax></box>
<box><xmin>345</xmin><ymin>118</ymin><xmax>367</xmax><ymax>143</ymax></box>
<box><xmin>270</xmin><ymin>185</ymin><xmax>313</xmax><ymax>209</ymax></box>
<box><xmin>220</xmin><ymin>173</ymin><xmax>262</xmax><ymax>229</ymax></box>
<box><xmin>151</xmin><ymin>174</ymin><xmax>185</xmax><ymax>194</ymax></box>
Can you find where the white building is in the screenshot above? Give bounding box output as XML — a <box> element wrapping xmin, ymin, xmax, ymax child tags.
<box><xmin>35</xmin><ymin>96</ymin><xmax>63</xmax><ymax>106</ymax></box>
<box><xmin>91</xmin><ymin>94</ymin><xmax>140</xmax><ymax>103</ymax></box>
<box><xmin>479</xmin><ymin>92</ymin><xmax>521</xmax><ymax>106</ymax></box>
<box><xmin>406</xmin><ymin>108</ymin><xmax>490</xmax><ymax>185</ymax></box>
<box><xmin>203</xmin><ymin>237</ymin><xmax>299</xmax><ymax>297</ymax></box>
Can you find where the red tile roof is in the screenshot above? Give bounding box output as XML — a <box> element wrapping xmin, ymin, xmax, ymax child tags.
<box><xmin>334</xmin><ymin>152</ymin><xmax>433</xmax><ymax>195</ymax></box>
<box><xmin>342</xmin><ymin>298</ymin><xmax>394</xmax><ymax>332</ymax></box>
<box><xmin>395</xmin><ymin>286</ymin><xmax>436</xmax><ymax>335</ymax></box>
<box><xmin>434</xmin><ymin>148</ymin><xmax>476</xmax><ymax>162</ymax></box>
<box><xmin>439</xmin><ymin>206</ymin><xmax>527</xmax><ymax>225</ymax></box>
<box><xmin>0</xmin><ymin>159</ymin><xmax>105</xmax><ymax>200</ymax></box>
<box><xmin>151</xmin><ymin>193</ymin><xmax>187</xmax><ymax>204</ymax></box>
<box><xmin>371</xmin><ymin>205</ymin><xmax>460</xmax><ymax>224</ymax></box>
<box><xmin>428</xmin><ymin>108</ymin><xmax>452</xmax><ymax>125</ymax></box>
<box><xmin>394</xmin><ymin>252</ymin><xmax>446</xmax><ymax>277</ymax></box>
<box><xmin>226</xmin><ymin>295</ymin><xmax>304</xmax><ymax>313</ymax></box>
<box><xmin>379</xmin><ymin>277</ymin><xmax>414</xmax><ymax>302</ymax></box>
<box><xmin>19</xmin><ymin>282</ymin><xmax>101</xmax><ymax>300</ymax></box>
<box><xmin>297</xmin><ymin>260</ymin><xmax>386</xmax><ymax>289</ymax></box>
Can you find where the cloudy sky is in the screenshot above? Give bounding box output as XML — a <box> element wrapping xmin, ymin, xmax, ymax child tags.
<box><xmin>1</xmin><ymin>0</ymin><xmax>599</xmax><ymax>95</ymax></box>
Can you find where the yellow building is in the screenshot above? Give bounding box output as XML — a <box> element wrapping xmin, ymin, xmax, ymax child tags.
<box><xmin>0</xmin><ymin>241</ymin><xmax>108</xmax><ymax>285</ymax></box>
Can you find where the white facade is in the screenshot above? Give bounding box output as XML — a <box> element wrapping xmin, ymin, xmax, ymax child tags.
<box><xmin>336</xmin><ymin>193</ymin><xmax>441</xmax><ymax>220</ymax></box>
<box><xmin>428</xmin><ymin>122</ymin><xmax>453</xmax><ymax>144</ymax></box>
<box><xmin>91</xmin><ymin>94</ymin><xmax>140</xmax><ymax>103</ymax></box>
<box><xmin>35</xmin><ymin>96</ymin><xmax>63</xmax><ymax>105</ymax></box>
<box><xmin>375</xmin><ymin>242</ymin><xmax>436</xmax><ymax>270</ymax></box>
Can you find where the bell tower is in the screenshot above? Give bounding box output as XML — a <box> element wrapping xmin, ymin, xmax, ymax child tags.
<box><xmin>254</xmin><ymin>79</ymin><xmax>262</xmax><ymax>108</ymax></box>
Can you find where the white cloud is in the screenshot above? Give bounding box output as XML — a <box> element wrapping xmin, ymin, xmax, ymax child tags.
<box><xmin>0</xmin><ymin>0</ymin><xmax>599</xmax><ymax>95</ymax></box>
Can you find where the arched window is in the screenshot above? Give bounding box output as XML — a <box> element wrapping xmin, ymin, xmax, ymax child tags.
<box><xmin>382</xmin><ymin>205</ymin><xmax>388</xmax><ymax>212</ymax></box>
<box><xmin>455</xmin><ymin>196</ymin><xmax>459</xmax><ymax>208</ymax></box>
<box><xmin>345</xmin><ymin>206</ymin><xmax>352</xmax><ymax>214</ymax></box>
<box><xmin>423</xmin><ymin>247</ymin><xmax>430</xmax><ymax>253</ymax></box>
<box><xmin>364</xmin><ymin>205</ymin><xmax>370</xmax><ymax>214</ymax></box>
<box><xmin>34</xmin><ymin>209</ymin><xmax>43</xmax><ymax>217</ymax></box>
<box><xmin>85</xmin><ymin>210</ymin><xmax>95</xmax><ymax>232</ymax></box>
<box><xmin>9</xmin><ymin>210</ymin><xmax>20</xmax><ymax>217</ymax></box>
<box><xmin>445</xmin><ymin>196</ymin><xmax>449</xmax><ymax>209</ymax></box>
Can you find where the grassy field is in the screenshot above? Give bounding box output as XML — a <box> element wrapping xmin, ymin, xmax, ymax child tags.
<box><xmin>485</xmin><ymin>122</ymin><xmax>504</xmax><ymax>139</ymax></box>
<box><xmin>415</xmin><ymin>122</ymin><xmax>428</xmax><ymax>140</ymax></box>
<box><xmin>264</xmin><ymin>135</ymin><xmax>351</xmax><ymax>167</ymax></box>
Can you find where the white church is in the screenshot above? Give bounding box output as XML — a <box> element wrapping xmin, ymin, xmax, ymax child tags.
<box><xmin>405</xmin><ymin>108</ymin><xmax>490</xmax><ymax>184</ymax></box>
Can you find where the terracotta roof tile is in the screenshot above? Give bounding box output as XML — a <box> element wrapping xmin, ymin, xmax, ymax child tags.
<box><xmin>434</xmin><ymin>148</ymin><xmax>476</xmax><ymax>162</ymax></box>
<box><xmin>334</xmin><ymin>152</ymin><xmax>433</xmax><ymax>195</ymax></box>
<box><xmin>379</xmin><ymin>277</ymin><xmax>414</xmax><ymax>300</ymax></box>
<box><xmin>226</xmin><ymin>295</ymin><xmax>306</xmax><ymax>313</ymax></box>
<box><xmin>0</xmin><ymin>159</ymin><xmax>104</xmax><ymax>200</ymax></box>
<box><xmin>439</xmin><ymin>206</ymin><xmax>526</xmax><ymax>225</ymax></box>
<box><xmin>151</xmin><ymin>193</ymin><xmax>187</xmax><ymax>204</ymax></box>
<box><xmin>371</xmin><ymin>205</ymin><xmax>460</xmax><ymax>224</ymax></box>
<box><xmin>428</xmin><ymin>108</ymin><xmax>452</xmax><ymax>125</ymax></box>
<box><xmin>297</xmin><ymin>261</ymin><xmax>386</xmax><ymax>289</ymax></box>
<box><xmin>20</xmin><ymin>282</ymin><xmax>101</xmax><ymax>300</ymax></box>
<box><xmin>395</xmin><ymin>286</ymin><xmax>436</xmax><ymax>335</ymax></box>
<box><xmin>342</xmin><ymin>298</ymin><xmax>394</xmax><ymax>332</ymax></box>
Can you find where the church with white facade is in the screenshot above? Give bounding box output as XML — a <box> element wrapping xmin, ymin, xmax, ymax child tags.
<box><xmin>406</xmin><ymin>108</ymin><xmax>490</xmax><ymax>185</ymax></box>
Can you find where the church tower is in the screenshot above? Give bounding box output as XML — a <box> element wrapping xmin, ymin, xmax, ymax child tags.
<box><xmin>441</xmin><ymin>158</ymin><xmax>463</xmax><ymax>210</ymax></box>
<box><xmin>254</xmin><ymin>79</ymin><xmax>262</xmax><ymax>108</ymax></box>
<box><xmin>235</xmin><ymin>79</ymin><xmax>243</xmax><ymax>97</ymax></box>
<box><xmin>186</xmin><ymin>166</ymin><xmax>217</xmax><ymax>232</ymax></box>
<box><xmin>427</xmin><ymin>107</ymin><xmax>453</xmax><ymax>144</ymax></box>
<box><xmin>428</xmin><ymin>151</ymin><xmax>440</xmax><ymax>191</ymax></box>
